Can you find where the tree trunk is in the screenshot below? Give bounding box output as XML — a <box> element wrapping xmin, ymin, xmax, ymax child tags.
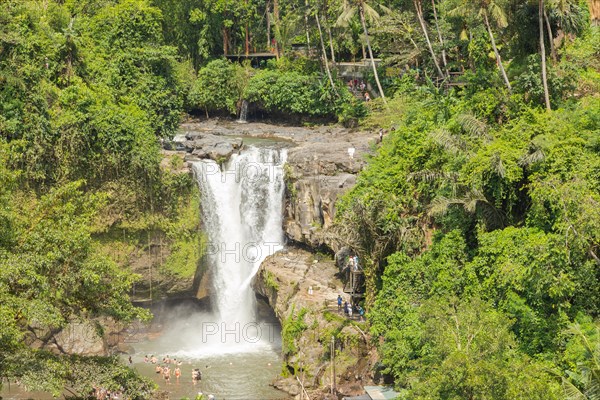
<box><xmin>323</xmin><ymin>0</ymin><xmax>336</xmax><ymax>65</ymax></box>
<box><xmin>245</xmin><ymin>24</ymin><xmax>250</xmax><ymax>55</ymax></box>
<box><xmin>316</xmin><ymin>12</ymin><xmax>337</xmax><ymax>93</ymax></box>
<box><xmin>539</xmin><ymin>0</ymin><xmax>551</xmax><ymax>110</ymax></box>
<box><xmin>431</xmin><ymin>0</ymin><xmax>449</xmax><ymax>75</ymax></box>
<box><xmin>327</xmin><ymin>26</ymin><xmax>336</xmax><ymax>64</ymax></box>
<box><xmin>304</xmin><ymin>0</ymin><xmax>311</xmax><ymax>56</ymax></box>
<box><xmin>245</xmin><ymin>0</ymin><xmax>250</xmax><ymax>55</ymax></box>
<box><xmin>223</xmin><ymin>27</ymin><xmax>229</xmax><ymax>55</ymax></box>
<box><xmin>413</xmin><ymin>0</ymin><xmax>445</xmax><ymax>80</ymax></box>
<box><xmin>483</xmin><ymin>12</ymin><xmax>511</xmax><ymax>92</ymax></box>
<box><xmin>274</xmin><ymin>0</ymin><xmax>281</xmax><ymax>58</ymax></box>
<box><xmin>266</xmin><ymin>0</ymin><xmax>271</xmax><ymax>50</ymax></box>
<box><xmin>359</xmin><ymin>5</ymin><xmax>387</xmax><ymax>104</ymax></box>
<box><xmin>544</xmin><ymin>9</ymin><xmax>557</xmax><ymax>62</ymax></box>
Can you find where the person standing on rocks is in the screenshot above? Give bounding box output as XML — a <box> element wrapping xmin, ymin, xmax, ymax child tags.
<box><xmin>337</xmin><ymin>295</ymin><xmax>343</xmax><ymax>311</ymax></box>
<box><xmin>357</xmin><ymin>305</ymin><xmax>365</xmax><ymax>321</ymax></box>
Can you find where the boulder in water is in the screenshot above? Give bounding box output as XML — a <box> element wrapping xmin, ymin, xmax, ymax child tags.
<box><xmin>185</xmin><ymin>133</ymin><xmax>243</xmax><ymax>162</ymax></box>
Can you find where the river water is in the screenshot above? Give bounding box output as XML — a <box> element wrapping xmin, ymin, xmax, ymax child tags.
<box><xmin>129</xmin><ymin>301</ymin><xmax>287</xmax><ymax>400</ymax></box>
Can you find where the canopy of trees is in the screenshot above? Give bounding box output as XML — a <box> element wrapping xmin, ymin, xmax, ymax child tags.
<box><xmin>1</xmin><ymin>0</ymin><xmax>600</xmax><ymax>398</ymax></box>
<box><xmin>334</xmin><ymin>8</ymin><xmax>600</xmax><ymax>397</ymax></box>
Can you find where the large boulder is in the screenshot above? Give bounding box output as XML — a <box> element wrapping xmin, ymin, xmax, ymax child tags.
<box><xmin>184</xmin><ymin>133</ymin><xmax>243</xmax><ymax>162</ymax></box>
<box><xmin>54</xmin><ymin>320</ymin><xmax>107</xmax><ymax>356</ymax></box>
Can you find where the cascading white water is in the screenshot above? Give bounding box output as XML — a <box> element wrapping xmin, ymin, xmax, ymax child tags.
<box><xmin>193</xmin><ymin>146</ymin><xmax>286</xmax><ymax>337</ymax></box>
<box><xmin>237</xmin><ymin>100</ymin><xmax>249</xmax><ymax>123</ymax></box>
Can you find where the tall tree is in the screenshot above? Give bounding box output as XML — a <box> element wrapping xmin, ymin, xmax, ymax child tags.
<box><xmin>449</xmin><ymin>0</ymin><xmax>512</xmax><ymax>92</ymax></box>
<box><xmin>414</xmin><ymin>0</ymin><xmax>446</xmax><ymax>79</ymax></box>
<box><xmin>539</xmin><ymin>0</ymin><xmax>551</xmax><ymax>110</ymax></box>
<box><xmin>314</xmin><ymin>6</ymin><xmax>337</xmax><ymax>92</ymax></box>
<box><xmin>337</xmin><ymin>0</ymin><xmax>388</xmax><ymax>104</ymax></box>
<box><xmin>431</xmin><ymin>0</ymin><xmax>449</xmax><ymax>75</ymax></box>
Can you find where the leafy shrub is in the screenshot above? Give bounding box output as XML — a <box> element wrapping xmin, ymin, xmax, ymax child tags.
<box><xmin>189</xmin><ymin>59</ymin><xmax>241</xmax><ymax>115</ymax></box>
<box><xmin>243</xmin><ymin>70</ymin><xmax>338</xmax><ymax>117</ymax></box>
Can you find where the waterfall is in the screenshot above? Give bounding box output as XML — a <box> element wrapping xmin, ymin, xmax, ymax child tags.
<box><xmin>192</xmin><ymin>146</ymin><xmax>286</xmax><ymax>347</ymax></box>
<box><xmin>237</xmin><ymin>100</ymin><xmax>249</xmax><ymax>123</ymax></box>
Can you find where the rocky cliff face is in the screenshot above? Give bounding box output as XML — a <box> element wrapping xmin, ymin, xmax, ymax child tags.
<box><xmin>284</xmin><ymin>138</ymin><xmax>369</xmax><ymax>250</ymax></box>
<box><xmin>253</xmin><ymin>247</ymin><xmax>377</xmax><ymax>399</ymax></box>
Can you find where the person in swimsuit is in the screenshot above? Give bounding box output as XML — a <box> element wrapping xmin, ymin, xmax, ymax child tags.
<box><xmin>174</xmin><ymin>366</ymin><xmax>181</xmax><ymax>382</ymax></box>
<box><xmin>163</xmin><ymin>366</ymin><xmax>171</xmax><ymax>384</ymax></box>
<box><xmin>192</xmin><ymin>368</ymin><xmax>202</xmax><ymax>385</ymax></box>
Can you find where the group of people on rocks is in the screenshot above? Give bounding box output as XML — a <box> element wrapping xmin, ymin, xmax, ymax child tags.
<box><xmin>347</xmin><ymin>79</ymin><xmax>371</xmax><ymax>102</ymax></box>
<box><xmin>92</xmin><ymin>386</ymin><xmax>123</xmax><ymax>400</ymax></box>
<box><xmin>337</xmin><ymin>294</ymin><xmax>365</xmax><ymax>321</ymax></box>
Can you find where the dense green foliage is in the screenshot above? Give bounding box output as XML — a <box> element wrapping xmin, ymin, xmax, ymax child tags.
<box><xmin>2</xmin><ymin>0</ymin><xmax>600</xmax><ymax>398</ymax></box>
<box><xmin>336</xmin><ymin>21</ymin><xmax>600</xmax><ymax>399</ymax></box>
<box><xmin>188</xmin><ymin>57</ymin><xmax>364</xmax><ymax>121</ymax></box>
<box><xmin>0</xmin><ymin>0</ymin><xmax>196</xmax><ymax>396</ymax></box>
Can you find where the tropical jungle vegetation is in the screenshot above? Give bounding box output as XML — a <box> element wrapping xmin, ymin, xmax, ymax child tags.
<box><xmin>0</xmin><ymin>0</ymin><xmax>599</xmax><ymax>398</ymax></box>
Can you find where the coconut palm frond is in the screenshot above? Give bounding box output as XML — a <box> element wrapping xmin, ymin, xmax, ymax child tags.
<box><xmin>488</xmin><ymin>2</ymin><xmax>508</xmax><ymax>28</ymax></box>
<box><xmin>363</xmin><ymin>3</ymin><xmax>381</xmax><ymax>24</ymax></box>
<box><xmin>408</xmin><ymin>170</ymin><xmax>459</xmax><ymax>183</ymax></box>
<box><xmin>563</xmin><ymin>376</ymin><xmax>588</xmax><ymax>400</ymax></box>
<box><xmin>463</xmin><ymin>189</ymin><xmax>487</xmax><ymax>214</ymax></box>
<box><xmin>428</xmin><ymin>196</ymin><xmax>464</xmax><ymax>217</ymax></box>
<box><xmin>477</xmin><ymin>197</ymin><xmax>505</xmax><ymax>229</ymax></box>
<box><xmin>518</xmin><ymin>148</ymin><xmax>546</xmax><ymax>167</ymax></box>
<box><xmin>446</xmin><ymin>3</ymin><xmax>469</xmax><ymax>19</ymax></box>
<box><xmin>429</xmin><ymin>129</ymin><xmax>468</xmax><ymax>155</ymax></box>
<box><xmin>378</xmin><ymin>3</ymin><xmax>392</xmax><ymax>14</ymax></box>
<box><xmin>336</xmin><ymin>0</ymin><xmax>356</xmax><ymax>27</ymax></box>
<box><xmin>588</xmin><ymin>378</ymin><xmax>600</xmax><ymax>400</ymax></box>
<box><xmin>456</xmin><ymin>112</ymin><xmax>490</xmax><ymax>139</ymax></box>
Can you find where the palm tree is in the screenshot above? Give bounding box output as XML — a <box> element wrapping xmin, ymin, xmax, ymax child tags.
<box><xmin>562</xmin><ymin>323</ymin><xmax>600</xmax><ymax>400</ymax></box>
<box><xmin>448</xmin><ymin>0</ymin><xmax>512</xmax><ymax>92</ymax></box>
<box><xmin>337</xmin><ymin>0</ymin><xmax>388</xmax><ymax>104</ymax></box>
<box><xmin>539</xmin><ymin>0</ymin><xmax>551</xmax><ymax>110</ymax></box>
<box><xmin>313</xmin><ymin>2</ymin><xmax>337</xmax><ymax>92</ymax></box>
<box><xmin>543</xmin><ymin>0</ymin><xmax>587</xmax><ymax>61</ymax></box>
<box><xmin>413</xmin><ymin>0</ymin><xmax>445</xmax><ymax>79</ymax></box>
